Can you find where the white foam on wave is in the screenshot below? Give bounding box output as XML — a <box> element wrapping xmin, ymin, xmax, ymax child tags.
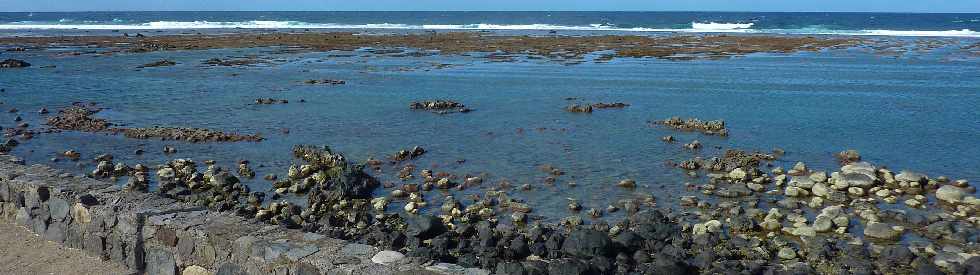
<box><xmin>691</xmin><ymin>22</ymin><xmax>755</xmax><ymax>31</ymax></box>
<box><xmin>855</xmin><ymin>29</ymin><xmax>980</xmax><ymax>37</ymax></box>
<box><xmin>0</xmin><ymin>20</ymin><xmax>977</xmax><ymax>37</ymax></box>
<box><xmin>0</xmin><ymin>20</ymin><xmax>740</xmax><ymax>33</ymax></box>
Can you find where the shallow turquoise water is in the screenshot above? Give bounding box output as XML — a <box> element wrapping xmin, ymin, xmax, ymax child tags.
<box><xmin>1</xmin><ymin>40</ymin><xmax>978</xmax><ymax>221</ymax></box>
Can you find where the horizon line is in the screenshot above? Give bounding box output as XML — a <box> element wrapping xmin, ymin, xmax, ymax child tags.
<box><xmin>4</xmin><ymin>10</ymin><xmax>980</xmax><ymax>14</ymax></box>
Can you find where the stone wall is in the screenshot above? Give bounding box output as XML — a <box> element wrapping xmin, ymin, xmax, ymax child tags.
<box><xmin>0</xmin><ymin>155</ymin><xmax>487</xmax><ymax>275</ymax></box>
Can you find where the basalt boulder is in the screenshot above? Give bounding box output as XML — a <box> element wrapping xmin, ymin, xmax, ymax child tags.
<box><xmin>562</xmin><ymin>229</ymin><xmax>614</xmax><ymax>258</ymax></box>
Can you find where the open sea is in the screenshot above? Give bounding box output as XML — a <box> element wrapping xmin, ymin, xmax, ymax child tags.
<box><xmin>1</xmin><ymin>11</ymin><xmax>979</xmax><ymax>223</ymax></box>
<box><xmin>0</xmin><ymin>11</ymin><xmax>979</xmax><ymax>36</ymax></box>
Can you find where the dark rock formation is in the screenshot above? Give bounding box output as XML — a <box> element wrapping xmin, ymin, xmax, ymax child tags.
<box><xmin>0</xmin><ymin>59</ymin><xmax>30</xmax><ymax>68</ymax></box>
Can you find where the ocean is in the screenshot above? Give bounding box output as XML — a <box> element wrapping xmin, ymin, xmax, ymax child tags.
<box><xmin>0</xmin><ymin>11</ymin><xmax>979</xmax><ymax>37</ymax></box>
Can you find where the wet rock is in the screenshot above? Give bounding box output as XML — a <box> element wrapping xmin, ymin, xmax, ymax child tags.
<box><xmin>564</xmin><ymin>104</ymin><xmax>593</xmax><ymax>113</ymax></box>
<box><xmin>406</xmin><ymin>215</ymin><xmax>446</xmax><ymax>239</ymax></box>
<box><xmin>237</xmin><ymin>161</ymin><xmax>255</xmax><ymax>178</ymax></box>
<box><xmin>47</xmin><ymin>105</ymin><xmax>111</xmax><ymax>132</ymax></box>
<box><xmin>895</xmin><ymin>171</ymin><xmax>927</xmax><ymax>183</ymax></box>
<box><xmin>120</xmin><ymin>127</ymin><xmax>263</xmax><ymax>143</ymax></box>
<box><xmin>391</xmin><ymin>146</ymin><xmax>426</xmax><ymax>161</ymax></box>
<box><xmin>302</xmin><ymin>79</ymin><xmax>345</xmax><ymax>85</ymax></box>
<box><xmin>864</xmin><ymin>222</ymin><xmax>903</xmax><ymax>240</ymax></box>
<box><xmin>254</xmin><ymin>98</ymin><xmax>288</xmax><ymax>105</ymax></box>
<box><xmin>778</xmin><ymin>247</ymin><xmax>797</xmax><ymax>260</ymax></box>
<box><xmin>203</xmin><ymin>57</ymin><xmax>264</xmax><ymax>67</ymax></box>
<box><xmin>964</xmin><ymin>256</ymin><xmax>980</xmax><ymax>275</ymax></box>
<box><xmin>684</xmin><ymin>140</ymin><xmax>702</xmax><ymax>150</ymax></box>
<box><xmin>652</xmin><ymin>116</ymin><xmax>728</xmax><ymax>136</ymax></box>
<box><xmin>785</xmin><ymin>186</ymin><xmax>808</xmax><ymax>197</ymax></box>
<box><xmin>936</xmin><ymin>185</ymin><xmax>968</xmax><ymax>204</ymax></box>
<box><xmin>813</xmin><ymin>205</ymin><xmax>848</xmax><ymax>232</ymax></box>
<box><xmin>836</xmin><ymin>149</ymin><xmax>861</xmax><ymax>164</ymax></box>
<box><xmin>692</xmin><ymin>220</ymin><xmax>722</xmax><ymax>236</ymax></box>
<box><xmin>567</xmin><ymin>200</ymin><xmax>582</xmax><ymax>211</ymax></box>
<box><xmin>410</xmin><ymin>100</ymin><xmax>470</xmax><ymax>114</ymax></box>
<box><xmin>562</xmin><ymin>229</ymin><xmax>613</xmax><ymax>258</ymax></box>
<box><xmin>788</xmin><ymin>162</ymin><xmax>807</xmax><ymax>176</ymax></box>
<box><xmin>590</xmin><ymin>102</ymin><xmax>630</xmax><ymax>109</ymax></box>
<box><xmin>138</xmin><ymin>59</ymin><xmax>177</xmax><ymax>68</ymax></box>
<box><xmin>0</xmin><ymin>59</ymin><xmax>31</xmax><ymax>68</ymax></box>
<box><xmin>916</xmin><ymin>263</ymin><xmax>945</xmax><ymax>275</ymax></box>
<box><xmin>617</xmin><ymin>179</ymin><xmax>636</xmax><ymax>188</ymax></box>
<box><xmin>63</xmin><ymin>150</ymin><xmax>81</xmax><ymax>160</ymax></box>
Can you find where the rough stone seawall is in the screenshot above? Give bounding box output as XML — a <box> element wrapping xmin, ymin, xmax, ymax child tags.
<box><xmin>0</xmin><ymin>155</ymin><xmax>486</xmax><ymax>275</ymax></box>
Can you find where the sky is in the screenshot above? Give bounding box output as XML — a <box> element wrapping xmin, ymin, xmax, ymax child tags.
<box><xmin>5</xmin><ymin>0</ymin><xmax>980</xmax><ymax>13</ymax></box>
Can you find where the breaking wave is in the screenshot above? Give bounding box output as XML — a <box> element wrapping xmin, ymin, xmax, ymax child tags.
<box><xmin>0</xmin><ymin>20</ymin><xmax>977</xmax><ymax>37</ymax></box>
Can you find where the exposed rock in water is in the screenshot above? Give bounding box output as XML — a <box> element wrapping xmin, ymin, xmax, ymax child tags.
<box><xmin>590</xmin><ymin>102</ymin><xmax>630</xmax><ymax>109</ymax></box>
<box><xmin>45</xmin><ymin>105</ymin><xmax>261</xmax><ymax>143</ymax></box>
<box><xmin>410</xmin><ymin>100</ymin><xmax>470</xmax><ymax>114</ymax></box>
<box><xmin>203</xmin><ymin>57</ymin><xmax>263</xmax><ymax>67</ymax></box>
<box><xmin>45</xmin><ymin>104</ymin><xmax>111</xmax><ymax>132</ymax></box>
<box><xmin>935</xmin><ymin>185</ymin><xmax>968</xmax><ymax>204</ymax></box>
<box><xmin>138</xmin><ymin>59</ymin><xmax>177</xmax><ymax>68</ymax></box>
<box><xmin>302</xmin><ymin>79</ymin><xmax>346</xmax><ymax>85</ymax></box>
<box><xmin>677</xmin><ymin>149</ymin><xmax>776</xmax><ymax>172</ymax></box>
<box><xmin>566</xmin><ymin>102</ymin><xmax>630</xmax><ymax>113</ymax></box>
<box><xmin>836</xmin><ymin>149</ymin><xmax>861</xmax><ymax>164</ymax></box>
<box><xmin>565</xmin><ymin>104</ymin><xmax>593</xmax><ymax>113</ymax></box>
<box><xmin>390</xmin><ymin>146</ymin><xmax>426</xmax><ymax>161</ymax></box>
<box><xmin>118</xmin><ymin>127</ymin><xmax>263</xmax><ymax>143</ymax></box>
<box><xmin>0</xmin><ymin>59</ymin><xmax>31</xmax><ymax>68</ymax></box>
<box><xmin>254</xmin><ymin>98</ymin><xmax>289</xmax><ymax>104</ymax></box>
<box><xmin>863</xmin><ymin>222</ymin><xmax>903</xmax><ymax>240</ymax></box>
<box><xmin>0</xmin><ymin>138</ymin><xmax>19</xmax><ymax>153</ymax></box>
<box><xmin>651</xmin><ymin>116</ymin><xmax>728</xmax><ymax>136</ymax></box>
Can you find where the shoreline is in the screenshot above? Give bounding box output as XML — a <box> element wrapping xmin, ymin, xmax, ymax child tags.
<box><xmin>2</xmin><ymin>130</ymin><xmax>978</xmax><ymax>274</ymax></box>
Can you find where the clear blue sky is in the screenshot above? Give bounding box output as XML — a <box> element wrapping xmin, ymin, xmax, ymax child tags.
<box><xmin>6</xmin><ymin>0</ymin><xmax>980</xmax><ymax>13</ymax></box>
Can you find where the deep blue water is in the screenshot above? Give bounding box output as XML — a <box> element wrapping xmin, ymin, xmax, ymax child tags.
<box><xmin>1</xmin><ymin>11</ymin><xmax>979</xmax><ymax>37</ymax></box>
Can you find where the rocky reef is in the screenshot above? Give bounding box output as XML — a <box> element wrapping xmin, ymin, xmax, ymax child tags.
<box><xmin>303</xmin><ymin>79</ymin><xmax>346</xmax><ymax>85</ymax></box>
<box><xmin>564</xmin><ymin>104</ymin><xmax>593</xmax><ymax>113</ymax></box>
<box><xmin>0</xmin><ymin>58</ymin><xmax>31</xmax><ymax>68</ymax></box>
<box><xmin>44</xmin><ymin>104</ymin><xmax>262</xmax><ymax>143</ymax></box>
<box><xmin>203</xmin><ymin>57</ymin><xmax>264</xmax><ymax>67</ymax></box>
<box><xmin>0</xmin><ymin>33</ymin><xmax>866</xmax><ymax>61</ymax></box>
<box><xmin>254</xmin><ymin>98</ymin><xmax>289</xmax><ymax>105</ymax></box>
<box><xmin>137</xmin><ymin>59</ymin><xmax>177</xmax><ymax>68</ymax></box>
<box><xmin>45</xmin><ymin>104</ymin><xmax>111</xmax><ymax>132</ymax></box>
<box><xmin>118</xmin><ymin>127</ymin><xmax>263</xmax><ymax>143</ymax></box>
<box><xmin>410</xmin><ymin>100</ymin><xmax>471</xmax><ymax>114</ymax></box>
<box><xmin>653</xmin><ymin>116</ymin><xmax>729</xmax><ymax>136</ymax></box>
<box><xmin>566</xmin><ymin>102</ymin><xmax>630</xmax><ymax>113</ymax></box>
